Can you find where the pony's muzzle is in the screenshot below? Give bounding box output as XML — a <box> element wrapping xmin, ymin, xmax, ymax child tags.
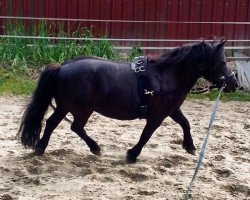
<box><xmin>223</xmin><ymin>72</ymin><xmax>239</xmax><ymax>93</ymax></box>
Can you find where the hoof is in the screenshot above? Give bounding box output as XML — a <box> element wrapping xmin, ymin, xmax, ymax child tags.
<box><xmin>34</xmin><ymin>151</ymin><xmax>44</xmax><ymax>156</ymax></box>
<box><xmin>185</xmin><ymin>148</ymin><xmax>196</xmax><ymax>155</ymax></box>
<box><xmin>126</xmin><ymin>149</ymin><xmax>137</xmax><ymax>163</ymax></box>
<box><xmin>183</xmin><ymin>143</ymin><xmax>196</xmax><ymax>155</ymax></box>
<box><xmin>90</xmin><ymin>146</ymin><xmax>101</xmax><ymax>156</ymax></box>
<box><xmin>34</xmin><ymin>147</ymin><xmax>45</xmax><ymax>156</ymax></box>
<box><xmin>24</xmin><ymin>152</ymin><xmax>41</xmax><ymax>159</ymax></box>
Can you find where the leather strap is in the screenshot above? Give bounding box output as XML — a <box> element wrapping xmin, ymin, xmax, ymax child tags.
<box><xmin>131</xmin><ymin>56</ymin><xmax>149</xmax><ymax>118</ymax></box>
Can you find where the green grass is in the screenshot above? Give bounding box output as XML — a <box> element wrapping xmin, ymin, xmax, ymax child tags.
<box><xmin>188</xmin><ymin>90</ymin><xmax>250</xmax><ymax>102</ymax></box>
<box><xmin>0</xmin><ymin>21</ymin><xmax>142</xmax><ymax>71</ymax></box>
<box><xmin>0</xmin><ymin>68</ymin><xmax>36</xmax><ymax>95</ymax></box>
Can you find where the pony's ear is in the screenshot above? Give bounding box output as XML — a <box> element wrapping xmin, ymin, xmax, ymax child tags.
<box><xmin>217</xmin><ymin>39</ymin><xmax>227</xmax><ymax>49</ymax></box>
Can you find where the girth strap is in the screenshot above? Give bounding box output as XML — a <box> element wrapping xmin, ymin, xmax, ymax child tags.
<box><xmin>131</xmin><ymin>56</ymin><xmax>150</xmax><ymax>118</ymax></box>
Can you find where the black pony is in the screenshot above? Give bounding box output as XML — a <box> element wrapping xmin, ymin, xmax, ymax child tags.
<box><xmin>18</xmin><ymin>40</ymin><xmax>238</xmax><ymax>162</ymax></box>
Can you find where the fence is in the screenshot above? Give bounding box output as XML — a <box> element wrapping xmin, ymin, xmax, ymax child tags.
<box><xmin>0</xmin><ymin>0</ymin><xmax>249</xmax><ymax>56</ymax></box>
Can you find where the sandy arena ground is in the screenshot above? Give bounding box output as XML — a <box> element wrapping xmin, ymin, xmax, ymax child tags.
<box><xmin>0</xmin><ymin>96</ymin><xmax>249</xmax><ymax>200</ymax></box>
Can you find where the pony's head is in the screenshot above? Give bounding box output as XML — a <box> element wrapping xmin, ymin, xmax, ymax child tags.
<box><xmin>190</xmin><ymin>40</ymin><xmax>238</xmax><ymax>92</ymax></box>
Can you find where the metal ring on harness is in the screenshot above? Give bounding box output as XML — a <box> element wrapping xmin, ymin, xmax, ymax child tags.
<box><xmin>144</xmin><ymin>89</ymin><xmax>154</xmax><ymax>96</ymax></box>
<box><xmin>135</xmin><ymin>66</ymin><xmax>145</xmax><ymax>73</ymax></box>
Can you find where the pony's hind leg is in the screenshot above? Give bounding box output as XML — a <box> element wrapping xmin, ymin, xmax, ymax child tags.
<box><xmin>70</xmin><ymin>112</ymin><xmax>101</xmax><ymax>156</ymax></box>
<box><xmin>170</xmin><ymin>108</ymin><xmax>196</xmax><ymax>155</ymax></box>
<box><xmin>35</xmin><ymin>108</ymin><xmax>67</xmax><ymax>155</ymax></box>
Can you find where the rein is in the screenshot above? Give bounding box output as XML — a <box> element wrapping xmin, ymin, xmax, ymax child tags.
<box><xmin>183</xmin><ymin>84</ymin><xmax>225</xmax><ymax>200</ymax></box>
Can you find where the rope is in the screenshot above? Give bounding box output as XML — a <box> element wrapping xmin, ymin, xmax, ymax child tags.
<box><xmin>183</xmin><ymin>86</ymin><xmax>224</xmax><ymax>200</ymax></box>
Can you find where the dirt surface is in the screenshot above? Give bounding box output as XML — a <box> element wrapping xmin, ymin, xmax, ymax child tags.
<box><xmin>0</xmin><ymin>96</ymin><xmax>249</xmax><ymax>200</ymax></box>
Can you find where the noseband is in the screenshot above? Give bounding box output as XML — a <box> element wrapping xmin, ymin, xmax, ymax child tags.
<box><xmin>219</xmin><ymin>71</ymin><xmax>235</xmax><ymax>87</ymax></box>
<box><xmin>223</xmin><ymin>71</ymin><xmax>235</xmax><ymax>80</ymax></box>
<box><xmin>208</xmin><ymin>70</ymin><xmax>235</xmax><ymax>90</ymax></box>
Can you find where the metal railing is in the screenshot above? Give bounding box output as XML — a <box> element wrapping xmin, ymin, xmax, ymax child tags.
<box><xmin>1</xmin><ymin>16</ymin><xmax>249</xmax><ymax>60</ymax></box>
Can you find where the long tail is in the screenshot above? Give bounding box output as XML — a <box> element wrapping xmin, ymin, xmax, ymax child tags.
<box><xmin>18</xmin><ymin>64</ymin><xmax>60</xmax><ymax>149</ymax></box>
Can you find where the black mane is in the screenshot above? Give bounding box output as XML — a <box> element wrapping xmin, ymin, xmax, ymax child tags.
<box><xmin>153</xmin><ymin>41</ymin><xmax>216</xmax><ymax>69</ymax></box>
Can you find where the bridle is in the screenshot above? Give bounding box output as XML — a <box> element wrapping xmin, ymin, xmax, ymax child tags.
<box><xmin>218</xmin><ymin>71</ymin><xmax>235</xmax><ymax>89</ymax></box>
<box><xmin>204</xmin><ymin>58</ymin><xmax>236</xmax><ymax>89</ymax></box>
<box><xmin>223</xmin><ymin>71</ymin><xmax>235</xmax><ymax>81</ymax></box>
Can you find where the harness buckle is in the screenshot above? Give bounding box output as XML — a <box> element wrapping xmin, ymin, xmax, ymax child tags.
<box><xmin>135</xmin><ymin>66</ymin><xmax>145</xmax><ymax>73</ymax></box>
<box><xmin>144</xmin><ymin>89</ymin><xmax>154</xmax><ymax>96</ymax></box>
<box><xmin>131</xmin><ymin>64</ymin><xmax>146</xmax><ymax>73</ymax></box>
<box><xmin>131</xmin><ymin>56</ymin><xmax>147</xmax><ymax>73</ymax></box>
<box><xmin>136</xmin><ymin>60</ymin><xmax>143</xmax><ymax>65</ymax></box>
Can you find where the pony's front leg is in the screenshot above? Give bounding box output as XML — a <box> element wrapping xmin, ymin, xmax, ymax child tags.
<box><xmin>170</xmin><ymin>108</ymin><xmax>196</xmax><ymax>155</ymax></box>
<box><xmin>127</xmin><ymin>118</ymin><xmax>164</xmax><ymax>163</ymax></box>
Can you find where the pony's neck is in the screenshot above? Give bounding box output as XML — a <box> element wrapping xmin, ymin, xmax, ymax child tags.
<box><xmin>173</xmin><ymin>59</ymin><xmax>201</xmax><ymax>89</ymax></box>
